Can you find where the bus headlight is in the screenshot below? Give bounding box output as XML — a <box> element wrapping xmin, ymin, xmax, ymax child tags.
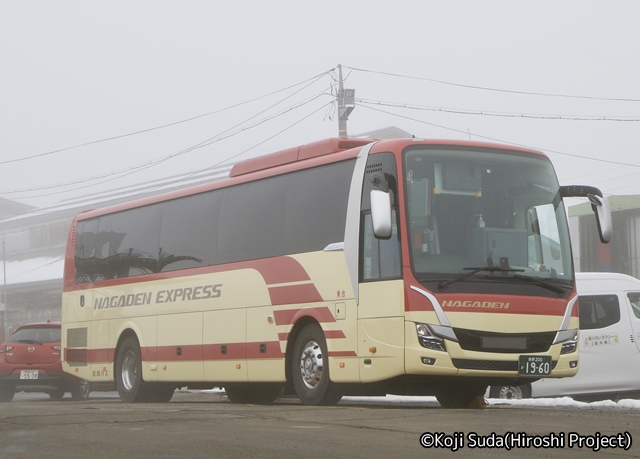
<box><xmin>415</xmin><ymin>323</ymin><xmax>446</xmax><ymax>352</ymax></box>
<box><xmin>554</xmin><ymin>329</ymin><xmax>579</xmax><ymax>355</ymax></box>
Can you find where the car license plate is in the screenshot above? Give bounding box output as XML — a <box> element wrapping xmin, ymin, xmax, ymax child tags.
<box><xmin>20</xmin><ymin>369</ymin><xmax>39</xmax><ymax>380</ymax></box>
<box><xmin>518</xmin><ymin>355</ymin><xmax>552</xmax><ymax>376</ymax></box>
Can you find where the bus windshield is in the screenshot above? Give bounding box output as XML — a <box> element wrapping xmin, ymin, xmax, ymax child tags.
<box><xmin>404</xmin><ymin>147</ymin><xmax>573</xmax><ymax>291</ymax></box>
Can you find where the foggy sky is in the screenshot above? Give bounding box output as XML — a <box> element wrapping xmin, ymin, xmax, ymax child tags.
<box><xmin>1</xmin><ymin>1</ymin><xmax>639</xmax><ymax>209</ymax></box>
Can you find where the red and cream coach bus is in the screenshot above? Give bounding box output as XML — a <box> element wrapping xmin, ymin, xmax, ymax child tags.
<box><xmin>61</xmin><ymin>137</ymin><xmax>611</xmax><ymax>407</ymax></box>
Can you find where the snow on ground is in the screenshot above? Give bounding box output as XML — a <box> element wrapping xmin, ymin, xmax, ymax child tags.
<box><xmin>196</xmin><ymin>389</ymin><xmax>640</xmax><ymax>409</ymax></box>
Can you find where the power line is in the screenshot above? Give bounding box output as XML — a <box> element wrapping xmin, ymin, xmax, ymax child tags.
<box><xmin>358</xmin><ymin>103</ymin><xmax>640</xmax><ymax>169</ymax></box>
<box><xmin>4</xmin><ymin>92</ymin><xmax>333</xmax><ymax>199</ymax></box>
<box><xmin>357</xmin><ymin>98</ymin><xmax>640</xmax><ymax>122</ymax></box>
<box><xmin>0</xmin><ymin>69</ymin><xmax>336</xmax><ymax>166</ymax></box>
<box><xmin>346</xmin><ymin>66</ymin><xmax>640</xmax><ymax>103</ymax></box>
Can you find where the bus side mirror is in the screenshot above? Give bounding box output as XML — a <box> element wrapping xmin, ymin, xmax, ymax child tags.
<box><xmin>370</xmin><ymin>189</ymin><xmax>392</xmax><ymax>239</ymax></box>
<box><xmin>560</xmin><ymin>185</ymin><xmax>612</xmax><ymax>244</ymax></box>
<box><xmin>589</xmin><ymin>194</ymin><xmax>612</xmax><ymax>244</ymax></box>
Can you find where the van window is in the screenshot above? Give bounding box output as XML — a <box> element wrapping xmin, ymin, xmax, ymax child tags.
<box><xmin>578</xmin><ymin>295</ymin><xmax>620</xmax><ymax>330</ymax></box>
<box><xmin>627</xmin><ymin>293</ymin><xmax>640</xmax><ymax>319</ymax></box>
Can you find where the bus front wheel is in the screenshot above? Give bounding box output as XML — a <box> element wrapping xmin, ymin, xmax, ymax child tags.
<box><xmin>291</xmin><ymin>324</ymin><xmax>342</xmax><ymax>406</ymax></box>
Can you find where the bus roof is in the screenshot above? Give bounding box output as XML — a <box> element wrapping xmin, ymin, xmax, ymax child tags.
<box><xmin>73</xmin><ymin>137</ymin><xmax>547</xmax><ymax>221</ymax></box>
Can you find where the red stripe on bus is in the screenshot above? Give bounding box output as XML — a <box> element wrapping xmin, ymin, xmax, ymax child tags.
<box><xmin>328</xmin><ymin>351</ymin><xmax>357</xmax><ymax>357</ymax></box>
<box><xmin>323</xmin><ymin>330</ymin><xmax>346</xmax><ymax>339</ymax></box>
<box><xmin>278</xmin><ymin>330</ymin><xmax>345</xmax><ymax>341</ymax></box>
<box><xmin>154</xmin><ymin>345</ymin><xmax>203</xmax><ymax>361</ymax></box>
<box><xmin>268</xmin><ymin>284</ymin><xmax>323</xmax><ymax>305</ymax></box>
<box><xmin>246</xmin><ymin>341</ymin><xmax>285</xmax><ymax>359</ymax></box>
<box><xmin>273</xmin><ymin>306</ymin><xmax>336</xmax><ymax>326</ymax></box>
<box><xmin>202</xmin><ymin>343</ymin><xmax>246</xmax><ymax>360</ymax></box>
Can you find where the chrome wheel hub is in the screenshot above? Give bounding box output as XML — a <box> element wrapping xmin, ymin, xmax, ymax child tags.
<box><xmin>300</xmin><ymin>340</ymin><xmax>323</xmax><ymax>389</ymax></box>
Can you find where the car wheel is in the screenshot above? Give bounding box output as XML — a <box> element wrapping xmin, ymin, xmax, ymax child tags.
<box><xmin>291</xmin><ymin>324</ymin><xmax>342</xmax><ymax>406</ymax></box>
<box><xmin>71</xmin><ymin>378</ymin><xmax>92</xmax><ymax>401</ymax></box>
<box><xmin>489</xmin><ymin>383</ymin><xmax>532</xmax><ymax>399</ymax></box>
<box><xmin>0</xmin><ymin>384</ymin><xmax>14</xmax><ymax>403</ymax></box>
<box><xmin>48</xmin><ymin>389</ymin><xmax>65</xmax><ymax>401</ymax></box>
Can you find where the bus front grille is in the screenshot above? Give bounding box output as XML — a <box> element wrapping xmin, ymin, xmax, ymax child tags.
<box><xmin>453</xmin><ymin>328</ymin><xmax>557</xmax><ymax>353</ymax></box>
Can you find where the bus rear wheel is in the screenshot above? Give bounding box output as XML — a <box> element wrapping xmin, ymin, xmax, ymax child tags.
<box><xmin>116</xmin><ymin>336</ymin><xmax>147</xmax><ymax>403</ymax></box>
<box><xmin>291</xmin><ymin>324</ymin><xmax>342</xmax><ymax>406</ymax></box>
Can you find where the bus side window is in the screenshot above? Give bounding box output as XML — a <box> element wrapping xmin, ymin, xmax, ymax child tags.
<box><xmin>361</xmin><ymin>153</ymin><xmax>401</xmax><ymax>281</ymax></box>
<box><xmin>363</xmin><ymin>211</ymin><xmax>401</xmax><ymax>280</ymax></box>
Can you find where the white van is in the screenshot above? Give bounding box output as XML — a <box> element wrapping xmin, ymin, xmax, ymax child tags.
<box><xmin>490</xmin><ymin>272</ymin><xmax>640</xmax><ymax>401</ymax></box>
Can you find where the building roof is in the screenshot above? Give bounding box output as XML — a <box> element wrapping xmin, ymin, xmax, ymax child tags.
<box><xmin>568</xmin><ymin>195</ymin><xmax>640</xmax><ymax>217</ymax></box>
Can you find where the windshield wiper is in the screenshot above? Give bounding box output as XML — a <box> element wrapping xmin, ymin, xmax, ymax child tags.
<box><xmin>511</xmin><ymin>274</ymin><xmax>570</xmax><ymax>296</ymax></box>
<box><xmin>438</xmin><ymin>265</ymin><xmax>524</xmax><ymax>291</ymax></box>
<box><xmin>17</xmin><ymin>339</ymin><xmax>42</xmax><ymax>345</ymax></box>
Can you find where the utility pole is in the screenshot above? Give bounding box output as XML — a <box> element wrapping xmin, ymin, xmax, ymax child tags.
<box><xmin>337</xmin><ymin>64</ymin><xmax>355</xmax><ymax>137</ymax></box>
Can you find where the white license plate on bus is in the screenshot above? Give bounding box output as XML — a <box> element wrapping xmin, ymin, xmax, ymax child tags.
<box><xmin>20</xmin><ymin>370</ymin><xmax>39</xmax><ymax>380</ymax></box>
<box><xmin>518</xmin><ymin>355</ymin><xmax>552</xmax><ymax>376</ymax></box>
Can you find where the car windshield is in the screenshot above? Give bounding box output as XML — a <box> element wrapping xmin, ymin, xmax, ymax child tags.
<box><xmin>404</xmin><ymin>147</ymin><xmax>573</xmax><ymax>291</ymax></box>
<box><xmin>9</xmin><ymin>327</ymin><xmax>61</xmax><ymax>344</ymax></box>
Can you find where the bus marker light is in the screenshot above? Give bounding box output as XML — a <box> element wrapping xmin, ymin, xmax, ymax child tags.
<box><xmin>369</xmin><ymin>347</ymin><xmax>377</xmax><ymax>353</ymax></box>
<box><xmin>236</xmin><ymin>364</ymin><xmax>241</xmax><ymax>369</ymax></box>
<box><xmin>74</xmin><ymin>368</ymin><xmax>78</xmax><ymax>372</ymax></box>
<box><xmin>267</xmin><ymin>317</ymin><xmax>273</xmax><ymax>323</ymax></box>
<box><xmin>162</xmin><ymin>365</ymin><xmax>167</xmax><ymax>370</ymax></box>
<box><xmin>339</xmin><ymin>362</ymin><xmax>345</xmax><ymax>368</ymax></box>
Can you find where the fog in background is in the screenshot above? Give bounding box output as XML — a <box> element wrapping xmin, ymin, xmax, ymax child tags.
<box><xmin>1</xmin><ymin>1</ymin><xmax>639</xmax><ymax>209</ymax></box>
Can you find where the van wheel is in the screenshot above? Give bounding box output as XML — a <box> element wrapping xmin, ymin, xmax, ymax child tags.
<box><xmin>291</xmin><ymin>324</ymin><xmax>342</xmax><ymax>406</ymax></box>
<box><xmin>489</xmin><ymin>383</ymin><xmax>532</xmax><ymax>399</ymax></box>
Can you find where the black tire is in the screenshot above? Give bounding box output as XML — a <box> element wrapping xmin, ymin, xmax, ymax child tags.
<box><xmin>144</xmin><ymin>384</ymin><xmax>175</xmax><ymax>403</ymax></box>
<box><xmin>225</xmin><ymin>383</ymin><xmax>282</xmax><ymax>404</ymax></box>
<box><xmin>71</xmin><ymin>378</ymin><xmax>92</xmax><ymax>401</ymax></box>
<box><xmin>48</xmin><ymin>389</ymin><xmax>65</xmax><ymax>401</ymax></box>
<box><xmin>436</xmin><ymin>382</ymin><xmax>488</xmax><ymax>408</ymax></box>
<box><xmin>291</xmin><ymin>324</ymin><xmax>342</xmax><ymax>406</ymax></box>
<box><xmin>0</xmin><ymin>384</ymin><xmax>15</xmax><ymax>403</ymax></box>
<box><xmin>489</xmin><ymin>383</ymin><xmax>532</xmax><ymax>400</ymax></box>
<box><xmin>115</xmin><ymin>336</ymin><xmax>147</xmax><ymax>403</ymax></box>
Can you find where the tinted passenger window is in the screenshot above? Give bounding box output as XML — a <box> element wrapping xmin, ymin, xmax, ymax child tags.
<box><xmin>160</xmin><ymin>192</ymin><xmax>220</xmax><ymax>272</ymax></box>
<box><xmin>284</xmin><ymin>162</ymin><xmax>354</xmax><ymax>254</ymax></box>
<box><xmin>75</xmin><ymin>218</ymin><xmax>99</xmax><ymax>283</ymax></box>
<box><xmin>217</xmin><ymin>176</ymin><xmax>286</xmax><ymax>264</ymax></box>
<box><xmin>578</xmin><ymin>295</ymin><xmax>621</xmax><ymax>330</ymax></box>
<box><xmin>95</xmin><ymin>204</ymin><xmax>162</xmax><ymax>279</ymax></box>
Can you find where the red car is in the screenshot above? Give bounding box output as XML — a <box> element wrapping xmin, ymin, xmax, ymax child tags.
<box><xmin>0</xmin><ymin>320</ymin><xmax>91</xmax><ymax>402</ymax></box>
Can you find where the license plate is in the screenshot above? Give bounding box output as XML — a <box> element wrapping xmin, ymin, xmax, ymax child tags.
<box><xmin>518</xmin><ymin>355</ymin><xmax>552</xmax><ymax>376</ymax></box>
<box><xmin>20</xmin><ymin>370</ymin><xmax>39</xmax><ymax>380</ymax></box>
